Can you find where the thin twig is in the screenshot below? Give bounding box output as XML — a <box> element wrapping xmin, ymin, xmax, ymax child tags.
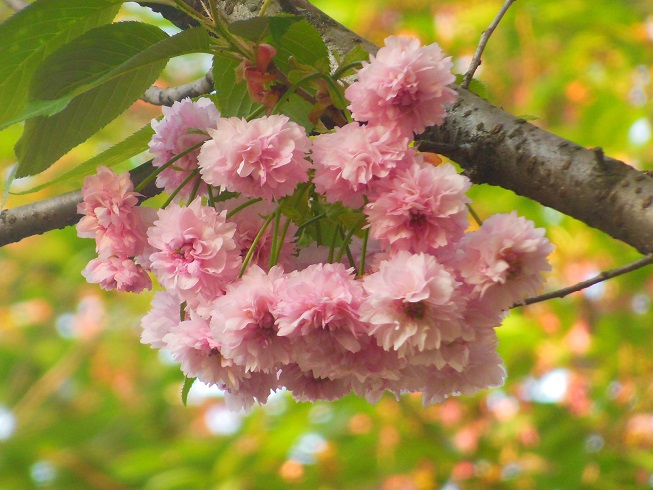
<box><xmin>141</xmin><ymin>70</ymin><xmax>214</xmax><ymax>106</ymax></box>
<box><xmin>1</xmin><ymin>0</ymin><xmax>28</xmax><ymax>11</ymax></box>
<box><xmin>513</xmin><ymin>254</ymin><xmax>653</xmax><ymax>308</ymax></box>
<box><xmin>461</xmin><ymin>0</ymin><xmax>517</xmax><ymax>89</ymax></box>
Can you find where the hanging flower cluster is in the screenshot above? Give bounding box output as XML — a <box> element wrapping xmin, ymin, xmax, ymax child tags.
<box><xmin>77</xmin><ymin>36</ymin><xmax>554</xmax><ymax>410</ymax></box>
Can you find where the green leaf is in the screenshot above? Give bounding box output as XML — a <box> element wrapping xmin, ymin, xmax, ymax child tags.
<box><xmin>0</xmin><ymin>97</ymin><xmax>73</xmax><ymax>132</ymax></box>
<box><xmin>273</xmin><ymin>20</ymin><xmax>330</xmax><ymax>74</ymax></box>
<box><xmin>181</xmin><ymin>376</ymin><xmax>196</xmax><ymax>406</ymax></box>
<box><xmin>0</xmin><ymin>0</ymin><xmax>122</xmax><ymax>127</ymax></box>
<box><xmin>228</xmin><ymin>15</ymin><xmax>300</xmax><ymax>44</ymax></box>
<box><xmin>12</xmin><ymin>124</ymin><xmax>154</xmax><ymax>195</ymax></box>
<box><xmin>213</xmin><ymin>53</ymin><xmax>263</xmax><ymax>118</ymax></box>
<box><xmin>336</xmin><ymin>44</ymin><xmax>370</xmax><ymax>78</ymax></box>
<box><xmin>30</xmin><ymin>26</ymin><xmax>211</xmax><ymax>101</ymax></box>
<box><xmin>14</xmin><ymin>22</ymin><xmax>169</xmax><ymax>178</ymax></box>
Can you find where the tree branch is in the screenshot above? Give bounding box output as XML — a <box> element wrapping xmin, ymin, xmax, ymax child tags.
<box><xmin>513</xmin><ymin>254</ymin><xmax>653</xmax><ymax>307</ymax></box>
<box><xmin>461</xmin><ymin>0</ymin><xmax>517</xmax><ymax>89</ymax></box>
<box><xmin>0</xmin><ymin>162</ymin><xmax>160</xmax><ymax>247</ymax></box>
<box><xmin>141</xmin><ymin>70</ymin><xmax>214</xmax><ymax>106</ymax></box>
<box><xmin>4</xmin><ymin>0</ymin><xmax>653</xmax><ymax>260</ymax></box>
<box><xmin>1</xmin><ymin>0</ymin><xmax>29</xmax><ymax>11</ymax></box>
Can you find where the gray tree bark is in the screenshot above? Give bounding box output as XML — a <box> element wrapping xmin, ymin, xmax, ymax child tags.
<box><xmin>3</xmin><ymin>0</ymin><xmax>653</xmax><ymax>255</ymax></box>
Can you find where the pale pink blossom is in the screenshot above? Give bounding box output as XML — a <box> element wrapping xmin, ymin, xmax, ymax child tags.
<box><xmin>312</xmin><ymin>122</ymin><xmax>410</xmax><ymax>208</ymax></box>
<box><xmin>360</xmin><ymin>251</ymin><xmax>466</xmax><ymax>356</ymax></box>
<box><xmin>141</xmin><ymin>291</ymin><xmax>181</xmax><ymax>349</ymax></box>
<box><xmin>365</xmin><ymin>159</ymin><xmax>471</xmax><ymax>253</ymax></box>
<box><xmin>456</xmin><ymin>211</ymin><xmax>554</xmax><ymax>309</ymax></box>
<box><xmin>77</xmin><ymin>166</ymin><xmax>149</xmax><ymax>257</ymax></box>
<box><xmin>149</xmin><ymin>97</ymin><xmax>220</xmax><ymax>197</ymax></box>
<box><xmin>147</xmin><ymin>199</ymin><xmax>241</xmax><ymax>302</ymax></box>
<box><xmin>345</xmin><ymin>35</ymin><xmax>456</xmax><ymax>137</ymax></box>
<box><xmin>198</xmin><ymin>115</ymin><xmax>311</xmax><ymax>201</ymax></box>
<box><xmin>210</xmin><ymin>266</ymin><xmax>291</xmax><ymax>373</ymax></box>
<box><xmin>273</xmin><ymin>263</ymin><xmax>369</xmax><ymax>375</ymax></box>
<box><xmin>279</xmin><ymin>364</ymin><xmax>352</xmax><ymax>402</ymax></box>
<box><xmin>418</xmin><ymin>330</ymin><xmax>506</xmax><ymax>406</ymax></box>
<box><xmin>81</xmin><ymin>256</ymin><xmax>151</xmax><ymax>293</ymax></box>
<box><xmin>163</xmin><ymin>310</ymin><xmax>244</xmax><ymax>385</ymax></box>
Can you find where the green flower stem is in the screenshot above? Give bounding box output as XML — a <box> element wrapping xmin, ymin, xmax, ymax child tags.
<box><xmin>271</xmin><ymin>217</ymin><xmax>293</xmax><ymax>267</ymax></box>
<box><xmin>186</xmin><ymin>175</ymin><xmax>203</xmax><ymax>203</ymax></box>
<box><xmin>359</xmin><ymin>227</ymin><xmax>370</xmax><ymax>276</ymax></box>
<box><xmin>271</xmin><ymin>72</ymin><xmax>323</xmax><ymax>115</ymax></box>
<box><xmin>134</xmin><ymin>141</ymin><xmax>205</xmax><ymax>193</ymax></box>
<box><xmin>246</xmin><ymin>105</ymin><xmax>266</xmax><ymax>121</ymax></box>
<box><xmin>226</xmin><ymin>197</ymin><xmax>263</xmax><ymax>219</ymax></box>
<box><xmin>296</xmin><ymin>212</ymin><xmax>326</xmax><ymax>232</ymax></box>
<box><xmin>328</xmin><ymin>225</ymin><xmax>340</xmax><ymax>263</ymax></box>
<box><xmin>207</xmin><ymin>185</ymin><xmax>216</xmax><ymax>207</ymax></box>
<box><xmin>335</xmin><ymin>221</ymin><xmax>362</xmax><ymax>263</ymax></box>
<box><xmin>268</xmin><ymin>207</ymin><xmax>282</xmax><ymax>268</ymax></box>
<box><xmin>240</xmin><ymin>213</ymin><xmax>275</xmax><ymax>277</ymax></box>
<box><xmin>467</xmin><ymin>203</ymin><xmax>483</xmax><ymax>227</ymax></box>
<box><xmin>332</xmin><ymin>61</ymin><xmax>364</xmax><ymax>80</ymax></box>
<box><xmin>162</xmin><ymin>169</ymin><xmax>200</xmax><ymax>208</ymax></box>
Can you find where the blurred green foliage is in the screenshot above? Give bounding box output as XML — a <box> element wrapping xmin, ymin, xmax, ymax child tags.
<box><xmin>2</xmin><ymin>0</ymin><xmax>653</xmax><ymax>488</ymax></box>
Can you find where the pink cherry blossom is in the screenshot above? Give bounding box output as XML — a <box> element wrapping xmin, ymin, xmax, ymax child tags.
<box><xmin>365</xmin><ymin>159</ymin><xmax>471</xmax><ymax>253</ymax></box>
<box><xmin>456</xmin><ymin>211</ymin><xmax>554</xmax><ymax>309</ymax></box>
<box><xmin>273</xmin><ymin>263</ymin><xmax>369</xmax><ymax>376</ymax></box>
<box><xmin>210</xmin><ymin>266</ymin><xmax>291</xmax><ymax>373</ymax></box>
<box><xmin>141</xmin><ymin>291</ymin><xmax>182</xmax><ymax>349</ymax></box>
<box><xmin>147</xmin><ymin>198</ymin><xmax>241</xmax><ymax>302</ymax></box>
<box><xmin>418</xmin><ymin>330</ymin><xmax>506</xmax><ymax>406</ymax></box>
<box><xmin>149</xmin><ymin>97</ymin><xmax>220</xmax><ymax>198</ymax></box>
<box><xmin>82</xmin><ymin>256</ymin><xmax>151</xmax><ymax>293</ymax></box>
<box><xmin>77</xmin><ymin>166</ymin><xmax>149</xmax><ymax>258</ymax></box>
<box><xmin>312</xmin><ymin>122</ymin><xmax>410</xmax><ymax>208</ymax></box>
<box><xmin>198</xmin><ymin>115</ymin><xmax>311</xmax><ymax>201</ymax></box>
<box><xmin>345</xmin><ymin>35</ymin><xmax>457</xmax><ymax>137</ymax></box>
<box><xmin>279</xmin><ymin>364</ymin><xmax>352</xmax><ymax>402</ymax></box>
<box><xmin>360</xmin><ymin>251</ymin><xmax>466</xmax><ymax>357</ymax></box>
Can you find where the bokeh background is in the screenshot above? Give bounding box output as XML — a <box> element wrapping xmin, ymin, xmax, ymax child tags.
<box><xmin>2</xmin><ymin>0</ymin><xmax>653</xmax><ymax>488</ymax></box>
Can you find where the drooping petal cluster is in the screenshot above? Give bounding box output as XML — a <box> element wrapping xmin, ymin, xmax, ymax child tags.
<box><xmin>455</xmin><ymin>211</ymin><xmax>555</xmax><ymax>309</ymax></box>
<box><xmin>77</xmin><ymin>166</ymin><xmax>153</xmax><ymax>292</ymax></box>
<box><xmin>149</xmin><ymin>97</ymin><xmax>221</xmax><ymax>198</ymax></box>
<box><xmin>312</xmin><ymin>122</ymin><xmax>410</xmax><ymax>208</ymax></box>
<box><xmin>365</xmin><ymin>158</ymin><xmax>471</xmax><ymax>253</ymax></box>
<box><xmin>77</xmin><ymin>34</ymin><xmax>555</xmax><ymax>411</ymax></box>
<box><xmin>147</xmin><ymin>198</ymin><xmax>241</xmax><ymax>303</ymax></box>
<box><xmin>345</xmin><ymin>35</ymin><xmax>457</xmax><ymax>137</ymax></box>
<box><xmin>198</xmin><ymin>114</ymin><xmax>311</xmax><ymax>201</ymax></box>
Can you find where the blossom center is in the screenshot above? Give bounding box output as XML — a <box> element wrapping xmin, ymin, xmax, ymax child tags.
<box><xmin>409</xmin><ymin>211</ymin><xmax>427</xmax><ymax>230</ymax></box>
<box><xmin>254</xmin><ymin>310</ymin><xmax>277</xmax><ymax>346</ymax></box>
<box><xmin>403</xmin><ymin>301</ymin><xmax>426</xmax><ymax>320</ymax></box>
<box><xmin>501</xmin><ymin>248</ymin><xmax>521</xmax><ymax>279</ymax></box>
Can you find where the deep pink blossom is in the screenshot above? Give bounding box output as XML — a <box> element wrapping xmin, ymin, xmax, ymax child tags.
<box><xmin>360</xmin><ymin>251</ymin><xmax>466</xmax><ymax>356</ymax></box>
<box><xmin>365</xmin><ymin>159</ymin><xmax>471</xmax><ymax>252</ymax></box>
<box><xmin>147</xmin><ymin>199</ymin><xmax>241</xmax><ymax>302</ymax></box>
<box><xmin>312</xmin><ymin>122</ymin><xmax>410</xmax><ymax>208</ymax></box>
<box><xmin>456</xmin><ymin>211</ymin><xmax>554</xmax><ymax>309</ymax></box>
<box><xmin>345</xmin><ymin>35</ymin><xmax>456</xmax><ymax>137</ymax></box>
<box><xmin>273</xmin><ymin>263</ymin><xmax>369</xmax><ymax>376</ymax></box>
<box><xmin>149</xmin><ymin>97</ymin><xmax>220</xmax><ymax>197</ymax></box>
<box><xmin>77</xmin><ymin>166</ymin><xmax>149</xmax><ymax>257</ymax></box>
<box><xmin>210</xmin><ymin>266</ymin><xmax>291</xmax><ymax>373</ymax></box>
<box><xmin>198</xmin><ymin>115</ymin><xmax>311</xmax><ymax>201</ymax></box>
<box><xmin>82</xmin><ymin>256</ymin><xmax>151</xmax><ymax>293</ymax></box>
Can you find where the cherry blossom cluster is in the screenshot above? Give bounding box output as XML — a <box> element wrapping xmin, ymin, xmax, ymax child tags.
<box><xmin>77</xmin><ymin>36</ymin><xmax>554</xmax><ymax>410</ymax></box>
